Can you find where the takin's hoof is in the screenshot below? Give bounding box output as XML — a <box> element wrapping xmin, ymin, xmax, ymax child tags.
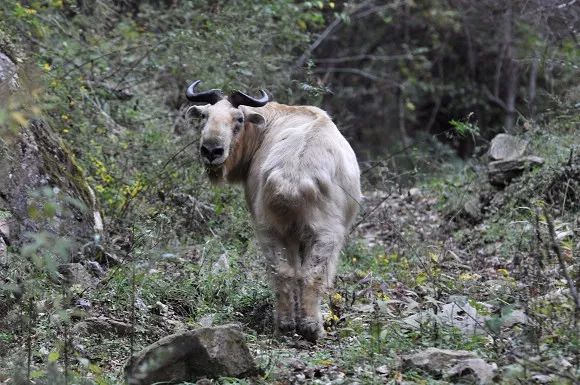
<box><xmin>275</xmin><ymin>318</ymin><xmax>296</xmax><ymax>336</ymax></box>
<box><xmin>297</xmin><ymin>319</ymin><xmax>325</xmax><ymax>342</ymax></box>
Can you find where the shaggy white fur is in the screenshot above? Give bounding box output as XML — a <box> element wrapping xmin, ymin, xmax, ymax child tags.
<box><xmin>192</xmin><ymin>100</ymin><xmax>361</xmax><ymax>342</ymax></box>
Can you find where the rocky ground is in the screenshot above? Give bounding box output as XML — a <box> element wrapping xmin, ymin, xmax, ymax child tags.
<box><xmin>1</xmin><ymin>143</ymin><xmax>578</xmax><ymax>384</ymax></box>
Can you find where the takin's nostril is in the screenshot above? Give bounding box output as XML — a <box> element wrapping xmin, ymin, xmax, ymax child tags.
<box><xmin>201</xmin><ymin>145</ymin><xmax>211</xmax><ymax>158</ymax></box>
<box><xmin>211</xmin><ymin>147</ymin><xmax>224</xmax><ymax>158</ymax></box>
<box><xmin>201</xmin><ymin>144</ymin><xmax>224</xmax><ymax>161</ymax></box>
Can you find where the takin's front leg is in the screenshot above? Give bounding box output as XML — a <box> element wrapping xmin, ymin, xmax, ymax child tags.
<box><xmin>297</xmin><ymin>232</ymin><xmax>343</xmax><ymax>342</ymax></box>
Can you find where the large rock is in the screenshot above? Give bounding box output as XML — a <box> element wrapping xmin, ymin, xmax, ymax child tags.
<box><xmin>487</xmin><ymin>133</ymin><xmax>544</xmax><ymax>186</ymax></box>
<box><xmin>1</xmin><ymin>45</ymin><xmax>102</xmax><ymax>253</ymax></box>
<box><xmin>402</xmin><ymin>348</ymin><xmax>497</xmax><ymax>384</ymax></box>
<box><xmin>125</xmin><ymin>324</ymin><xmax>257</xmax><ymax>385</ymax></box>
<box><xmin>488</xmin><ymin>156</ymin><xmax>544</xmax><ymax>186</ymax></box>
<box><xmin>0</xmin><ymin>119</ymin><xmax>103</xmax><ymax>249</ymax></box>
<box><xmin>488</xmin><ymin>134</ymin><xmax>528</xmax><ymax>161</ymax></box>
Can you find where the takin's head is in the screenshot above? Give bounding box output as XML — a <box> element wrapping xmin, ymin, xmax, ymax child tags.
<box><xmin>186</xmin><ymin>80</ymin><xmax>271</xmax><ymax>182</ymax></box>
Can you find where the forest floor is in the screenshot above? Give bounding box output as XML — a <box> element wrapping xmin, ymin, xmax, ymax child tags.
<box><xmin>1</xmin><ymin>137</ymin><xmax>579</xmax><ymax>385</ymax></box>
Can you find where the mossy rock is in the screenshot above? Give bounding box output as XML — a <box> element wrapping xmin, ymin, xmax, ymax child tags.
<box><xmin>0</xmin><ymin>119</ymin><xmax>102</xmax><ymax>249</ymax></box>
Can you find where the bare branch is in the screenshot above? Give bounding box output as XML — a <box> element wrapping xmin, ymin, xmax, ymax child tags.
<box><xmin>314</xmin><ymin>53</ymin><xmax>414</xmax><ymax>64</ymax></box>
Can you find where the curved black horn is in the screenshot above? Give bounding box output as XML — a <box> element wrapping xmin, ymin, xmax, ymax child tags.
<box><xmin>228</xmin><ymin>89</ymin><xmax>271</xmax><ymax>108</ymax></box>
<box><xmin>186</xmin><ymin>80</ymin><xmax>224</xmax><ymax>104</ymax></box>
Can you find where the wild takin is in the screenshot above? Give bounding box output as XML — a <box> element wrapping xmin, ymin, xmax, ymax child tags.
<box><xmin>186</xmin><ymin>80</ymin><xmax>361</xmax><ymax>342</ymax></box>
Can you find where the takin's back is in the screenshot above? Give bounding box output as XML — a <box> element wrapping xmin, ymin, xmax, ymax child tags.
<box><xmin>246</xmin><ymin>103</ymin><xmax>361</xmax><ymax>235</ymax></box>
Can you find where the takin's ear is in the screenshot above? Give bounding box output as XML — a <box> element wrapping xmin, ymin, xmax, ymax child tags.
<box><xmin>185</xmin><ymin>104</ymin><xmax>208</xmax><ymax>119</ymax></box>
<box><xmin>245</xmin><ymin>112</ymin><xmax>265</xmax><ymax>127</ymax></box>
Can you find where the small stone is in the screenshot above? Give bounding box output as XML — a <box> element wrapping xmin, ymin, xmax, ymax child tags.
<box><xmin>375</xmin><ymin>365</ymin><xmax>390</xmax><ymax>375</ymax></box>
<box><xmin>211</xmin><ymin>253</ymin><xmax>229</xmax><ymax>273</ymax></box>
<box><xmin>530</xmin><ymin>374</ymin><xmax>556</xmax><ymax>384</ymax></box>
<box><xmin>86</xmin><ymin>260</ymin><xmax>105</xmax><ymax>277</ymax></box>
<box><xmin>288</xmin><ymin>358</ymin><xmax>306</xmax><ymax>371</ymax></box>
<box><xmin>76</xmin><ymin>298</ymin><xmax>91</xmax><ymax>310</ymax></box>
<box><xmin>501</xmin><ymin>309</ymin><xmax>528</xmax><ymax>328</ymax></box>
<box><xmin>439</xmin><ymin>301</ymin><xmax>488</xmax><ymax>335</ymax></box>
<box><xmin>408</xmin><ymin>188</ymin><xmax>421</xmax><ymax>198</ymax></box>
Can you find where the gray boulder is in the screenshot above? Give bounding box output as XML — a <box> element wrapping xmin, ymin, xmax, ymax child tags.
<box><xmin>125</xmin><ymin>324</ymin><xmax>257</xmax><ymax>385</ymax></box>
<box><xmin>487</xmin><ymin>133</ymin><xmax>544</xmax><ymax>186</ymax></box>
<box><xmin>489</xmin><ymin>134</ymin><xmax>528</xmax><ymax>161</ymax></box>
<box><xmin>488</xmin><ymin>156</ymin><xmax>544</xmax><ymax>186</ymax></box>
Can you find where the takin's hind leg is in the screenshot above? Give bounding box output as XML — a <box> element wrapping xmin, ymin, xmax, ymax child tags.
<box><xmin>272</xmin><ymin>267</ymin><xmax>297</xmax><ymax>336</ymax></box>
<box><xmin>261</xmin><ymin>234</ymin><xmax>298</xmax><ymax>336</ymax></box>
<box><xmin>297</xmin><ymin>231</ymin><xmax>343</xmax><ymax>342</ymax></box>
<box><xmin>297</xmin><ymin>278</ymin><xmax>325</xmax><ymax>342</ymax></box>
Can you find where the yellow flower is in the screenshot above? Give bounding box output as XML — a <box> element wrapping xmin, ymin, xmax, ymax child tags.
<box><xmin>331</xmin><ymin>292</ymin><xmax>345</xmax><ymax>307</ymax></box>
<box><xmin>42</xmin><ymin>63</ymin><xmax>51</xmax><ymax>72</ymax></box>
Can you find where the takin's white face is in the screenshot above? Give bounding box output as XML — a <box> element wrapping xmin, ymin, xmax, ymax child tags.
<box><xmin>189</xmin><ymin>99</ymin><xmax>264</xmax><ymax>182</ymax></box>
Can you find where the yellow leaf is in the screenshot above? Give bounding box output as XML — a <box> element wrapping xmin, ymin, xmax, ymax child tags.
<box><xmin>10</xmin><ymin>111</ymin><xmax>28</xmax><ymax>126</ymax></box>
<box><xmin>415</xmin><ymin>272</ymin><xmax>428</xmax><ymax>285</ymax></box>
<box><xmin>459</xmin><ymin>273</ymin><xmax>475</xmax><ymax>281</ymax></box>
<box><xmin>497</xmin><ymin>268</ymin><xmax>509</xmax><ymax>278</ymax></box>
<box><xmin>316</xmin><ymin>358</ymin><xmax>334</xmax><ymax>366</ymax></box>
<box><xmin>429</xmin><ymin>252</ymin><xmax>439</xmax><ymax>263</ymax></box>
<box><xmin>48</xmin><ymin>350</ymin><xmax>60</xmax><ymax>363</ymax></box>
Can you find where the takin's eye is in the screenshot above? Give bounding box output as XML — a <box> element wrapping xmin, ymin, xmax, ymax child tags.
<box><xmin>236</xmin><ymin>117</ymin><xmax>244</xmax><ymax>124</ymax></box>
